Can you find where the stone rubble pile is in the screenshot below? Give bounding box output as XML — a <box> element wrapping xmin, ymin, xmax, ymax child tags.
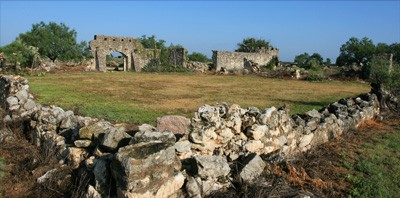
<box><xmin>0</xmin><ymin>74</ymin><xmax>380</xmax><ymax>197</ymax></box>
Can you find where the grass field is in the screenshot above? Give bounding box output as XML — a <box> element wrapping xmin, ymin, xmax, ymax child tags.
<box><xmin>27</xmin><ymin>72</ymin><xmax>369</xmax><ymax>124</ymax></box>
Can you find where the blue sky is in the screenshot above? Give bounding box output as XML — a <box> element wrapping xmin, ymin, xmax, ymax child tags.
<box><xmin>1</xmin><ymin>1</ymin><xmax>399</xmax><ymax>62</ymax></box>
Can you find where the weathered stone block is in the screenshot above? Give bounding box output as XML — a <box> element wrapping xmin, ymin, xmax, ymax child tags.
<box><xmin>156</xmin><ymin>115</ymin><xmax>190</xmax><ymax>135</ymax></box>
<box><xmin>192</xmin><ymin>155</ymin><xmax>230</xmax><ymax>180</ymax></box>
<box><xmin>239</xmin><ymin>153</ymin><xmax>266</xmax><ymax>182</ymax></box>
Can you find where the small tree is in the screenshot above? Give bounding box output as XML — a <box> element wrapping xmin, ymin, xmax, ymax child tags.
<box><xmin>19</xmin><ymin>21</ymin><xmax>84</xmax><ymax>62</ymax></box>
<box><xmin>0</xmin><ymin>38</ymin><xmax>34</xmax><ymax>67</ymax></box>
<box><xmin>236</xmin><ymin>37</ymin><xmax>272</xmax><ymax>52</ymax></box>
<box><xmin>325</xmin><ymin>58</ymin><xmax>331</xmax><ymax>66</ymax></box>
<box><xmin>188</xmin><ymin>52</ymin><xmax>209</xmax><ymax>63</ymax></box>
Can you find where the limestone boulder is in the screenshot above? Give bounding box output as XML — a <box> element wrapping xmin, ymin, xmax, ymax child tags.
<box><xmin>131</xmin><ymin>130</ymin><xmax>176</xmax><ymax>146</ymax></box>
<box><xmin>239</xmin><ymin>153</ymin><xmax>266</xmax><ymax>183</ymax></box>
<box><xmin>111</xmin><ymin>141</ymin><xmax>182</xmax><ymax>198</ymax></box>
<box><xmin>156</xmin><ymin>115</ymin><xmax>190</xmax><ymax>135</ymax></box>
<box><xmin>100</xmin><ymin>127</ymin><xmax>131</xmax><ymax>152</ymax></box>
<box><xmin>79</xmin><ymin>121</ymin><xmax>113</xmax><ymax>140</ymax></box>
<box><xmin>192</xmin><ymin>155</ymin><xmax>230</xmax><ymax>180</ymax></box>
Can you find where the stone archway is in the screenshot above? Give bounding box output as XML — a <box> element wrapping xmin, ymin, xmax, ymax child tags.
<box><xmin>89</xmin><ymin>35</ymin><xmax>143</xmax><ymax>72</ymax></box>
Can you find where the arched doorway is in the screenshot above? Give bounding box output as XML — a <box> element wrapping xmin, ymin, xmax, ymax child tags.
<box><xmin>106</xmin><ymin>51</ymin><xmax>127</xmax><ymax>71</ymax></box>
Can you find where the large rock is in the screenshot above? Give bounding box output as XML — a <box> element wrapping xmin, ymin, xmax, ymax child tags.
<box><xmin>93</xmin><ymin>157</ymin><xmax>112</xmax><ymax>196</ymax></box>
<box><xmin>111</xmin><ymin>141</ymin><xmax>182</xmax><ymax>198</ymax></box>
<box><xmin>131</xmin><ymin>130</ymin><xmax>176</xmax><ymax>146</ymax></box>
<box><xmin>239</xmin><ymin>153</ymin><xmax>266</xmax><ymax>182</ymax></box>
<box><xmin>79</xmin><ymin>121</ymin><xmax>113</xmax><ymax>140</ymax></box>
<box><xmin>6</xmin><ymin>96</ymin><xmax>18</xmax><ymax>107</ymax></box>
<box><xmin>100</xmin><ymin>127</ymin><xmax>131</xmax><ymax>152</ymax></box>
<box><xmin>23</xmin><ymin>99</ymin><xmax>36</xmax><ymax>111</ymax></box>
<box><xmin>192</xmin><ymin>155</ymin><xmax>230</xmax><ymax>180</ymax></box>
<box><xmin>15</xmin><ymin>89</ymin><xmax>29</xmax><ymax>104</ymax></box>
<box><xmin>258</xmin><ymin>107</ymin><xmax>277</xmax><ymax>125</ymax></box>
<box><xmin>59</xmin><ymin>110</ymin><xmax>77</xmax><ymax>129</ymax></box>
<box><xmin>156</xmin><ymin>115</ymin><xmax>190</xmax><ymax>135</ymax></box>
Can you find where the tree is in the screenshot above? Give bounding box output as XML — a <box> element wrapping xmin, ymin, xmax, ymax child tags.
<box><xmin>139</xmin><ymin>35</ymin><xmax>166</xmax><ymax>49</ymax></box>
<box><xmin>18</xmin><ymin>21</ymin><xmax>85</xmax><ymax>62</ymax></box>
<box><xmin>236</xmin><ymin>37</ymin><xmax>272</xmax><ymax>53</ymax></box>
<box><xmin>336</xmin><ymin>37</ymin><xmax>375</xmax><ymax>66</ymax></box>
<box><xmin>0</xmin><ymin>38</ymin><xmax>35</xmax><ymax>67</ymax></box>
<box><xmin>294</xmin><ymin>52</ymin><xmax>310</xmax><ymax>67</ymax></box>
<box><xmin>188</xmin><ymin>52</ymin><xmax>209</xmax><ymax>63</ymax></box>
<box><xmin>390</xmin><ymin>43</ymin><xmax>400</xmax><ymax>64</ymax></box>
<box><xmin>325</xmin><ymin>58</ymin><xmax>332</xmax><ymax>66</ymax></box>
<box><xmin>294</xmin><ymin>52</ymin><xmax>324</xmax><ymax>70</ymax></box>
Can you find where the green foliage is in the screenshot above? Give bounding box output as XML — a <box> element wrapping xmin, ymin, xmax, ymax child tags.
<box><xmin>294</xmin><ymin>52</ymin><xmax>310</xmax><ymax>67</ymax></box>
<box><xmin>345</xmin><ymin>128</ymin><xmax>400</xmax><ymax>197</ymax></box>
<box><xmin>236</xmin><ymin>37</ymin><xmax>272</xmax><ymax>52</ymax></box>
<box><xmin>336</xmin><ymin>37</ymin><xmax>376</xmax><ymax>66</ymax></box>
<box><xmin>188</xmin><ymin>52</ymin><xmax>209</xmax><ymax>63</ymax></box>
<box><xmin>0</xmin><ymin>38</ymin><xmax>35</xmax><ymax>67</ymax></box>
<box><xmin>390</xmin><ymin>43</ymin><xmax>400</xmax><ymax>64</ymax></box>
<box><xmin>262</xmin><ymin>58</ymin><xmax>278</xmax><ymax>70</ymax></box>
<box><xmin>19</xmin><ymin>21</ymin><xmax>87</xmax><ymax>62</ymax></box>
<box><xmin>368</xmin><ymin>55</ymin><xmax>400</xmax><ymax>95</ymax></box>
<box><xmin>325</xmin><ymin>58</ymin><xmax>332</xmax><ymax>66</ymax></box>
<box><xmin>139</xmin><ymin>35</ymin><xmax>166</xmax><ymax>49</ymax></box>
<box><xmin>304</xmin><ymin>70</ymin><xmax>328</xmax><ymax>81</ymax></box>
<box><xmin>294</xmin><ymin>52</ymin><xmax>323</xmax><ymax>70</ymax></box>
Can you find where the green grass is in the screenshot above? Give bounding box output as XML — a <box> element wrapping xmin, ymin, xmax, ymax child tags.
<box><xmin>345</xmin><ymin>128</ymin><xmax>400</xmax><ymax>197</ymax></box>
<box><xmin>27</xmin><ymin>72</ymin><xmax>369</xmax><ymax>124</ymax></box>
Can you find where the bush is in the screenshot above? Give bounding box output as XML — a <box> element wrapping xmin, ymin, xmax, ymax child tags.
<box><xmin>304</xmin><ymin>70</ymin><xmax>328</xmax><ymax>81</ymax></box>
<box><xmin>188</xmin><ymin>52</ymin><xmax>209</xmax><ymax>63</ymax></box>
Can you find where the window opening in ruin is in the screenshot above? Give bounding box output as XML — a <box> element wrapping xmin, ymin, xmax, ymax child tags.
<box><xmin>94</xmin><ymin>35</ymin><xmax>97</xmax><ymax>40</ymax></box>
<box><xmin>121</xmin><ymin>39</ymin><xmax>124</xmax><ymax>41</ymax></box>
<box><xmin>106</xmin><ymin>51</ymin><xmax>126</xmax><ymax>71</ymax></box>
<box><xmin>113</xmin><ymin>39</ymin><xmax>116</xmax><ymax>41</ymax></box>
<box><xmin>104</xmin><ymin>38</ymin><xmax>107</xmax><ymax>41</ymax></box>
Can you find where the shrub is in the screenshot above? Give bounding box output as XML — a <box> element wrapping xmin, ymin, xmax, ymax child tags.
<box><xmin>188</xmin><ymin>52</ymin><xmax>210</xmax><ymax>63</ymax></box>
<box><xmin>304</xmin><ymin>70</ymin><xmax>328</xmax><ymax>81</ymax></box>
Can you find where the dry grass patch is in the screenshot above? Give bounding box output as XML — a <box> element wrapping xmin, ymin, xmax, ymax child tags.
<box><xmin>28</xmin><ymin>72</ymin><xmax>369</xmax><ymax>124</ymax></box>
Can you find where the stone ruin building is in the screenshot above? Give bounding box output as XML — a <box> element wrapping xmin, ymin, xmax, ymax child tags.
<box><xmin>212</xmin><ymin>48</ymin><xmax>279</xmax><ymax>72</ymax></box>
<box><xmin>89</xmin><ymin>35</ymin><xmax>187</xmax><ymax>72</ymax></box>
<box><xmin>89</xmin><ymin>35</ymin><xmax>279</xmax><ymax>73</ymax></box>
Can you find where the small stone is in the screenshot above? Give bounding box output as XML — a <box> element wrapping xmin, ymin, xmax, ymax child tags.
<box><xmin>174</xmin><ymin>140</ymin><xmax>191</xmax><ymax>153</ymax></box>
<box><xmin>299</xmin><ymin>133</ymin><xmax>314</xmax><ymax>148</ymax></box>
<box><xmin>247</xmin><ymin>124</ymin><xmax>267</xmax><ymax>140</ymax></box>
<box><xmin>244</xmin><ymin>140</ymin><xmax>264</xmax><ymax>153</ymax></box>
<box><xmin>74</xmin><ymin>140</ymin><xmax>92</xmax><ymax>148</ymax></box>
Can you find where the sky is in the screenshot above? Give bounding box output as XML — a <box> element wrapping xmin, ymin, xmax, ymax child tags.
<box><xmin>0</xmin><ymin>1</ymin><xmax>399</xmax><ymax>62</ymax></box>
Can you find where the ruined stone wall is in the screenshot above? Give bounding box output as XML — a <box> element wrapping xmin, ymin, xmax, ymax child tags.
<box><xmin>169</xmin><ymin>48</ymin><xmax>188</xmax><ymax>67</ymax></box>
<box><xmin>212</xmin><ymin>48</ymin><xmax>279</xmax><ymax>71</ymax></box>
<box><xmin>0</xmin><ymin>74</ymin><xmax>380</xmax><ymax>197</ymax></box>
<box><xmin>89</xmin><ymin>35</ymin><xmax>160</xmax><ymax>72</ymax></box>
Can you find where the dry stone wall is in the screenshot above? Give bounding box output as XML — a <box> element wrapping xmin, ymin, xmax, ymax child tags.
<box><xmin>212</xmin><ymin>48</ymin><xmax>279</xmax><ymax>71</ymax></box>
<box><xmin>0</xmin><ymin>74</ymin><xmax>380</xmax><ymax>197</ymax></box>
